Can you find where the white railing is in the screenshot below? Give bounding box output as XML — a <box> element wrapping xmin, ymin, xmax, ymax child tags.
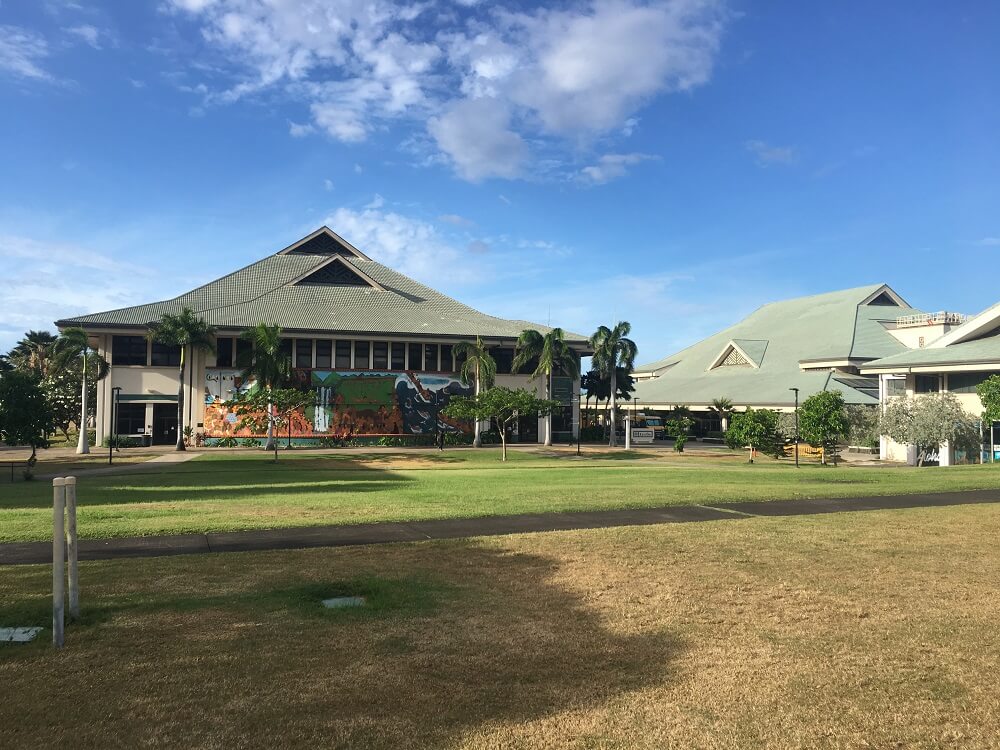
<box><xmin>895</xmin><ymin>311</ymin><xmax>967</xmax><ymax>328</ymax></box>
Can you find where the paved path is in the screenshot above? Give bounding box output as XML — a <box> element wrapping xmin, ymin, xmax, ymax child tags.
<box><xmin>2</xmin><ymin>488</ymin><xmax>998</xmax><ymax>566</ymax></box>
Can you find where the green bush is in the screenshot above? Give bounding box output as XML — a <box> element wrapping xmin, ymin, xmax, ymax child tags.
<box><xmin>215</xmin><ymin>436</ymin><xmax>239</xmax><ymax>448</ymax></box>
<box><xmin>579</xmin><ymin>426</ymin><xmax>605</xmax><ymax>442</ymax></box>
<box><xmin>241</xmin><ymin>437</ymin><xmax>261</xmax><ymax>448</ymax></box>
<box><xmin>101</xmin><ymin>435</ymin><xmax>143</xmax><ymax>448</ymax></box>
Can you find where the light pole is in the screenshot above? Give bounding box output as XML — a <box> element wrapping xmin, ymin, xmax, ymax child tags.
<box><xmin>789</xmin><ymin>387</ymin><xmax>799</xmax><ymax>468</ymax></box>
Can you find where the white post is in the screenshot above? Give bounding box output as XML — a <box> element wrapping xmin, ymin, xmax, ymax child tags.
<box><xmin>625</xmin><ymin>413</ymin><xmax>631</xmax><ymax>450</ymax></box>
<box><xmin>66</xmin><ymin>476</ymin><xmax>79</xmax><ymax>620</ymax></box>
<box><xmin>52</xmin><ymin>477</ymin><xmax>66</xmax><ymax>648</ymax></box>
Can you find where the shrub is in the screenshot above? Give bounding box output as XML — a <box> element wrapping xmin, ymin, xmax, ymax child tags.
<box><xmin>241</xmin><ymin>437</ymin><xmax>261</xmax><ymax>448</ymax></box>
<box><xmin>101</xmin><ymin>435</ymin><xmax>142</xmax><ymax>448</ymax></box>
<box><xmin>215</xmin><ymin>436</ymin><xmax>239</xmax><ymax>448</ymax></box>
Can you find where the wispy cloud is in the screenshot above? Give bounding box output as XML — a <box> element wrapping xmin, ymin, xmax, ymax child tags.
<box><xmin>0</xmin><ymin>25</ymin><xmax>53</xmax><ymax>81</ymax></box>
<box><xmin>745</xmin><ymin>139</ymin><xmax>797</xmax><ymax>167</ymax></box>
<box><xmin>579</xmin><ymin>153</ymin><xmax>658</xmax><ymax>185</ymax></box>
<box><xmin>64</xmin><ymin>24</ymin><xmax>103</xmax><ymax>49</ymax></box>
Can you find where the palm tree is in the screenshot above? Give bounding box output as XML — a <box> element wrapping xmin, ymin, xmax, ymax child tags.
<box><xmin>148</xmin><ymin>308</ymin><xmax>216</xmax><ymax>451</ymax></box>
<box><xmin>709</xmin><ymin>397</ymin><xmax>734</xmax><ymax>432</ymax></box>
<box><xmin>9</xmin><ymin>330</ymin><xmax>57</xmax><ymax>377</ymax></box>
<box><xmin>239</xmin><ymin>323</ymin><xmax>291</xmax><ymax>451</ymax></box>
<box><xmin>453</xmin><ymin>336</ymin><xmax>497</xmax><ymax>447</ymax></box>
<box><xmin>589</xmin><ymin>322</ymin><xmax>638</xmax><ymax>447</ymax></box>
<box><xmin>51</xmin><ymin>327</ymin><xmax>109</xmax><ymax>454</ymax></box>
<box><xmin>512</xmin><ymin>327</ymin><xmax>580</xmax><ymax>446</ymax></box>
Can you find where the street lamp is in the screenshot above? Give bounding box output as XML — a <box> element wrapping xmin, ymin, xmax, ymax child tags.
<box><xmin>109</xmin><ymin>386</ymin><xmax>122</xmax><ymax>465</ymax></box>
<box><xmin>789</xmin><ymin>387</ymin><xmax>799</xmax><ymax>468</ymax></box>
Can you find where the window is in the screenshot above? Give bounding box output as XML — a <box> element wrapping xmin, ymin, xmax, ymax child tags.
<box><xmin>279</xmin><ymin>338</ymin><xmax>293</xmax><ymax>362</ymax></box>
<box><xmin>408</xmin><ymin>343</ymin><xmax>423</xmax><ymax>371</ymax></box>
<box><xmin>112</xmin><ymin>336</ymin><xmax>147</xmax><ymax>366</ymax></box>
<box><xmin>491</xmin><ymin>347</ymin><xmax>514</xmax><ymax>374</ymax></box>
<box><xmin>353</xmin><ymin>340</ymin><xmax>370</xmax><ymax>369</ymax></box>
<box><xmin>315</xmin><ymin>339</ymin><xmax>332</xmax><ymax>369</ymax></box>
<box><xmin>440</xmin><ymin>344</ymin><xmax>453</xmax><ymax>373</ymax></box>
<box><xmin>885</xmin><ymin>378</ymin><xmax>907</xmax><ymax>399</ymax></box>
<box><xmin>335</xmin><ymin>340</ymin><xmax>351</xmax><ymax>369</ymax></box>
<box><xmin>372</xmin><ymin>341</ymin><xmax>388</xmax><ymax>369</ymax></box>
<box><xmin>115</xmin><ymin>403</ymin><xmax>147</xmax><ymax>436</ymax></box>
<box><xmin>215</xmin><ymin>337</ymin><xmax>233</xmax><ymax>368</ymax></box>
<box><xmin>949</xmin><ymin>372</ymin><xmax>1000</xmax><ymax>394</ymax></box>
<box><xmin>915</xmin><ymin>375</ymin><xmax>940</xmax><ymax>393</ymax></box>
<box><xmin>235</xmin><ymin>338</ymin><xmax>252</xmax><ymax>369</ymax></box>
<box><xmin>151</xmin><ymin>341</ymin><xmax>181</xmax><ymax>367</ymax></box>
<box><xmin>295</xmin><ymin>339</ymin><xmax>313</xmax><ymax>368</ymax></box>
<box><xmin>390</xmin><ymin>342</ymin><xmax>406</xmax><ymax>370</ymax></box>
<box><xmin>424</xmin><ymin>344</ymin><xmax>439</xmax><ymax>372</ymax></box>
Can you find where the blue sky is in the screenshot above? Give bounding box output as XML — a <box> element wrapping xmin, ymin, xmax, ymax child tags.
<box><xmin>1</xmin><ymin>1</ymin><xmax>998</xmax><ymax>362</ymax></box>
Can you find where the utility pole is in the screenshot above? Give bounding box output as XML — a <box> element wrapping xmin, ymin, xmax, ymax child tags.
<box><xmin>789</xmin><ymin>387</ymin><xmax>800</xmax><ymax>467</ymax></box>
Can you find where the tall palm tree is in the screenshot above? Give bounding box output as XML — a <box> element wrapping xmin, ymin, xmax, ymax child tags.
<box><xmin>239</xmin><ymin>323</ymin><xmax>291</xmax><ymax>451</ymax></box>
<box><xmin>589</xmin><ymin>322</ymin><xmax>638</xmax><ymax>447</ymax></box>
<box><xmin>149</xmin><ymin>308</ymin><xmax>216</xmax><ymax>451</ymax></box>
<box><xmin>513</xmin><ymin>327</ymin><xmax>580</xmax><ymax>446</ymax></box>
<box><xmin>51</xmin><ymin>327</ymin><xmax>109</xmax><ymax>454</ymax></box>
<box><xmin>9</xmin><ymin>330</ymin><xmax>57</xmax><ymax>377</ymax></box>
<box><xmin>709</xmin><ymin>397</ymin><xmax>734</xmax><ymax>432</ymax></box>
<box><xmin>453</xmin><ymin>336</ymin><xmax>496</xmax><ymax>448</ymax></box>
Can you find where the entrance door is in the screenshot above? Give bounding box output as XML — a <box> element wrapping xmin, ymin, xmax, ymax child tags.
<box><xmin>515</xmin><ymin>414</ymin><xmax>539</xmax><ymax>444</ymax></box>
<box><xmin>152</xmin><ymin>404</ymin><xmax>178</xmax><ymax>445</ymax></box>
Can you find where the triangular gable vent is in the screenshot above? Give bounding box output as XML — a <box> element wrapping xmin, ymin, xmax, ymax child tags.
<box><xmin>718</xmin><ymin>347</ymin><xmax>750</xmax><ymax>367</ymax></box>
<box><xmin>293</xmin><ymin>257</ymin><xmax>382</xmax><ymax>289</ymax></box>
<box><xmin>277</xmin><ymin>227</ymin><xmax>372</xmax><ymax>259</ymax></box>
<box><xmin>866</xmin><ymin>291</ymin><xmax>899</xmax><ymax>306</ymax></box>
<box><xmin>708</xmin><ymin>339</ymin><xmax>767</xmax><ymax>370</ymax></box>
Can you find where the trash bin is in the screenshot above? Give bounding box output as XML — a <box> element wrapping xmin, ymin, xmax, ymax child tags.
<box><xmin>141</xmin><ymin>434</ymin><xmax>152</xmax><ymax>447</ymax></box>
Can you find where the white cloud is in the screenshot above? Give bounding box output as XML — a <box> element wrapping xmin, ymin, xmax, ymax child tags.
<box><xmin>65</xmin><ymin>24</ymin><xmax>102</xmax><ymax>49</ymax></box>
<box><xmin>163</xmin><ymin>0</ymin><xmax>727</xmax><ymax>181</ymax></box>
<box><xmin>438</xmin><ymin>213</ymin><xmax>474</xmax><ymax>227</ymax></box>
<box><xmin>288</xmin><ymin>120</ymin><xmax>315</xmax><ymax>137</ymax></box>
<box><xmin>323</xmin><ymin>178</ymin><xmax>334</xmax><ymax>191</ymax></box>
<box><xmin>467</xmin><ymin>239</ymin><xmax>490</xmax><ymax>254</ymax></box>
<box><xmin>0</xmin><ymin>25</ymin><xmax>52</xmax><ymax>81</ymax></box>
<box><xmin>428</xmin><ymin>97</ymin><xmax>527</xmax><ymax>181</ymax></box>
<box><xmin>745</xmin><ymin>139</ymin><xmax>797</xmax><ymax>167</ymax></box>
<box><xmin>579</xmin><ymin>152</ymin><xmax>657</xmax><ymax>184</ymax></box>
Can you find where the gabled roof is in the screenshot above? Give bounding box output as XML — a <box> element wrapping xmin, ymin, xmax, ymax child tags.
<box><xmin>633</xmin><ymin>284</ymin><xmax>921</xmax><ymax>407</ymax></box>
<box><xmin>56</xmin><ymin>227</ymin><xmax>588</xmax><ymax>344</ymax></box>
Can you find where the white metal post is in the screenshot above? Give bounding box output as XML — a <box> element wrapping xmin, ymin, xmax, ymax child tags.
<box><xmin>624</xmin><ymin>413</ymin><xmax>631</xmax><ymax>450</ymax></box>
<box><xmin>66</xmin><ymin>476</ymin><xmax>79</xmax><ymax>620</ymax></box>
<box><xmin>52</xmin><ymin>477</ymin><xmax>66</xmax><ymax>648</ymax></box>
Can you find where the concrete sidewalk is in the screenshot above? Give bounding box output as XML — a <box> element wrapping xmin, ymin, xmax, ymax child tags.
<box><xmin>2</xmin><ymin>488</ymin><xmax>998</xmax><ymax>566</ymax></box>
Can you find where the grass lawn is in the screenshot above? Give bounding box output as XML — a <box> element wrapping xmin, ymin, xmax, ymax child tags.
<box><xmin>2</xmin><ymin>504</ymin><xmax>998</xmax><ymax>748</ymax></box>
<box><xmin>1</xmin><ymin>447</ymin><xmax>999</xmax><ymax>542</ymax></box>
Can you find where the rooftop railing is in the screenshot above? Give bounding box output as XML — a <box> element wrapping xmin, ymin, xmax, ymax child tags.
<box><xmin>894</xmin><ymin>311</ymin><xmax>967</xmax><ymax>328</ymax></box>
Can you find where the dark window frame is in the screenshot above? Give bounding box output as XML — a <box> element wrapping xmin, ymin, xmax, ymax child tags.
<box><xmin>353</xmin><ymin>340</ymin><xmax>370</xmax><ymax>370</ymax></box>
<box><xmin>335</xmin><ymin>340</ymin><xmax>352</xmax><ymax>369</ymax></box>
<box><xmin>390</xmin><ymin>342</ymin><xmax>406</xmax><ymax>371</ymax></box>
<box><xmin>315</xmin><ymin>339</ymin><xmax>333</xmax><ymax>369</ymax></box>
<box><xmin>295</xmin><ymin>338</ymin><xmax>313</xmax><ymax>369</ymax></box>
<box><xmin>112</xmin><ymin>335</ymin><xmax>148</xmax><ymax>366</ymax></box>
<box><xmin>151</xmin><ymin>341</ymin><xmax>182</xmax><ymax>367</ymax></box>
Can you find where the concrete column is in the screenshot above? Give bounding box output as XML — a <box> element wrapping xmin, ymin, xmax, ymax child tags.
<box><xmin>95</xmin><ymin>334</ymin><xmax>109</xmax><ymax>446</ymax></box>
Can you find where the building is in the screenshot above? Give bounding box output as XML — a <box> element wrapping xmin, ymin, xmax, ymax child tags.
<box><xmin>862</xmin><ymin>303</ymin><xmax>1000</xmax><ymax>465</ymax></box>
<box><xmin>55</xmin><ymin>227</ymin><xmax>587</xmax><ymax>446</ymax></box>
<box><xmin>629</xmin><ymin>284</ymin><xmax>924</xmax><ymax>435</ymax></box>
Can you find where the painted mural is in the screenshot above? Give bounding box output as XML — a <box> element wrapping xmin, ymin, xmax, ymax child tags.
<box><xmin>203</xmin><ymin>369</ymin><xmax>473</xmax><ymax>439</ymax></box>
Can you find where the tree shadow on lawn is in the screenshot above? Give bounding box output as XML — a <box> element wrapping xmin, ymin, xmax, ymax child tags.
<box><xmin>0</xmin><ymin>541</ymin><xmax>684</xmax><ymax>748</ymax></box>
<box><xmin>0</xmin><ymin>460</ymin><xmax>413</xmax><ymax>510</ymax></box>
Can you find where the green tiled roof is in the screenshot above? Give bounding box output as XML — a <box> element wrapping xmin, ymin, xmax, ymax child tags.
<box><xmin>633</xmin><ymin>284</ymin><xmax>921</xmax><ymax>407</ymax></box>
<box><xmin>56</xmin><ymin>230</ymin><xmax>587</xmax><ymax>344</ymax></box>
<box><xmin>863</xmin><ymin>332</ymin><xmax>1000</xmax><ymax>370</ymax></box>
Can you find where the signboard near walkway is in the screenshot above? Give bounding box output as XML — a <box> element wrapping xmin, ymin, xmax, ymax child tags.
<box><xmin>631</xmin><ymin>428</ymin><xmax>655</xmax><ymax>445</ymax></box>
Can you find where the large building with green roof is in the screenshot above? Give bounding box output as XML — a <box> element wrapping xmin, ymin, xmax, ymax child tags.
<box><xmin>57</xmin><ymin>227</ymin><xmax>587</xmax><ymax>446</ymax></box>
<box><xmin>629</xmin><ymin>284</ymin><xmax>926</xmax><ymax>433</ymax></box>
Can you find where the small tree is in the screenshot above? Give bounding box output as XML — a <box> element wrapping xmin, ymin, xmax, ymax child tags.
<box><xmin>239</xmin><ymin>323</ymin><xmax>292</xmax><ymax>452</ymax></box>
<box><xmin>709</xmin><ymin>397</ymin><xmax>734</xmax><ymax>432</ymax></box>
<box><xmin>726</xmin><ymin>408</ymin><xmax>780</xmax><ymax>463</ymax></box>
<box><xmin>880</xmin><ymin>393</ymin><xmax>979</xmax><ymax>466</ymax></box>
<box><xmin>227</xmin><ymin>386</ymin><xmax>314</xmax><ymax>462</ymax></box>
<box><xmin>443</xmin><ymin>386</ymin><xmax>558</xmax><ymax>461</ymax></box>
<box><xmin>453</xmin><ymin>336</ymin><xmax>497</xmax><ymax>448</ymax></box>
<box><xmin>845</xmin><ymin>404</ymin><xmax>880</xmax><ymax>451</ymax></box>
<box><xmin>976</xmin><ymin>374</ymin><xmax>1000</xmax><ymax>425</ymax></box>
<box><xmin>667</xmin><ymin>416</ymin><xmax>693</xmax><ymax>452</ymax></box>
<box><xmin>0</xmin><ymin>371</ymin><xmax>52</xmax><ymax>462</ymax></box>
<box><xmin>799</xmin><ymin>391</ymin><xmax>850</xmax><ymax>465</ymax></box>
<box><xmin>50</xmin><ymin>327</ymin><xmax>109</xmax><ymax>454</ymax></box>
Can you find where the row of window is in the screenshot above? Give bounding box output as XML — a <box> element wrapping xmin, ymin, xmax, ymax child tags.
<box><xmin>112</xmin><ymin>336</ymin><xmax>182</xmax><ymax>367</ymax></box>
<box><xmin>907</xmin><ymin>372</ymin><xmax>1000</xmax><ymax>394</ymax></box>
<box><xmin>114</xmin><ymin>334</ymin><xmax>573</xmax><ymax>375</ymax></box>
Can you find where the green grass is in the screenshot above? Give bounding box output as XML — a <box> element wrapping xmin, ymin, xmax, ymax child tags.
<box><xmin>1</xmin><ymin>447</ymin><xmax>998</xmax><ymax>543</ymax></box>
<box><xmin>2</xmin><ymin>505</ymin><xmax>999</xmax><ymax>748</ymax></box>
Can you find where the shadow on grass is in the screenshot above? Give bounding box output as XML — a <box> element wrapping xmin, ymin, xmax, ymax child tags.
<box><xmin>0</xmin><ymin>542</ymin><xmax>684</xmax><ymax>748</ymax></box>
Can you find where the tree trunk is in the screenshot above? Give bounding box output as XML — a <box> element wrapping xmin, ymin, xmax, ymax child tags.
<box><xmin>175</xmin><ymin>346</ymin><xmax>186</xmax><ymax>451</ymax></box>
<box><xmin>608</xmin><ymin>368</ymin><xmax>618</xmax><ymax>447</ymax></box>
<box><xmin>748</xmin><ymin>442</ymin><xmax>754</xmax><ymax>463</ymax></box>
<box><xmin>500</xmin><ymin>426</ymin><xmax>507</xmax><ymax>462</ymax></box>
<box><xmin>543</xmin><ymin>370</ymin><xmax>553</xmax><ymax>446</ymax></box>
<box><xmin>76</xmin><ymin>348</ymin><xmax>89</xmax><ymax>454</ymax></box>
<box><xmin>264</xmin><ymin>398</ymin><xmax>275</xmax><ymax>451</ymax></box>
<box><xmin>473</xmin><ymin>362</ymin><xmax>482</xmax><ymax>448</ymax></box>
